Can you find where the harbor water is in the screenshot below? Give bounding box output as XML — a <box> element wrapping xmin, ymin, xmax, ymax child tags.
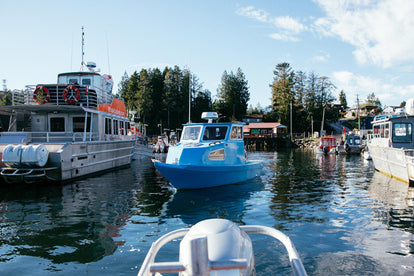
<box><xmin>0</xmin><ymin>150</ymin><xmax>413</xmax><ymax>275</ymax></box>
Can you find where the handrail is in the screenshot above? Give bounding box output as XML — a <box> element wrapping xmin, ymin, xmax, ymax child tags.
<box><xmin>137</xmin><ymin>224</ymin><xmax>307</xmax><ymax>276</ymax></box>
<box><xmin>138</xmin><ymin>228</ymin><xmax>189</xmax><ymax>276</ymax></box>
<box><xmin>240</xmin><ymin>225</ymin><xmax>307</xmax><ymax>276</ymax></box>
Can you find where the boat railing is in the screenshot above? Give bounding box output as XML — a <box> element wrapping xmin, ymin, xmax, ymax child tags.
<box><xmin>137</xmin><ymin>225</ymin><xmax>307</xmax><ymax>276</ymax></box>
<box><xmin>0</xmin><ymin>131</ymin><xmax>101</xmax><ymax>144</ymax></box>
<box><xmin>24</xmin><ymin>85</ymin><xmax>98</xmax><ymax>108</ymax></box>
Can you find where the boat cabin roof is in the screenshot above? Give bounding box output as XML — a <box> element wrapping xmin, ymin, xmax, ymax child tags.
<box><xmin>320</xmin><ymin>136</ymin><xmax>336</xmax><ymax>141</ymax></box>
<box><xmin>180</xmin><ymin>122</ymin><xmax>244</xmax><ymax>143</ymax></box>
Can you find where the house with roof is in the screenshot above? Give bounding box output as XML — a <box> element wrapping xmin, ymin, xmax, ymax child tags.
<box><xmin>243</xmin><ymin>122</ymin><xmax>287</xmax><ymax>137</ymax></box>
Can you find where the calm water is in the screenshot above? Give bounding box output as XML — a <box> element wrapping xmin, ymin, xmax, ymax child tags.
<box><xmin>0</xmin><ymin>150</ymin><xmax>413</xmax><ymax>275</ymax></box>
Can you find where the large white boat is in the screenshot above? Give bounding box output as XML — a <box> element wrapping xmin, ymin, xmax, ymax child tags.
<box><xmin>367</xmin><ymin>99</ymin><xmax>414</xmax><ymax>184</ymax></box>
<box><xmin>0</xmin><ymin>62</ymin><xmax>135</xmax><ymax>183</ymax></box>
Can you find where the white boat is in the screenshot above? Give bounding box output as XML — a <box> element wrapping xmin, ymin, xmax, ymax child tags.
<box><xmin>0</xmin><ymin>62</ymin><xmax>135</xmax><ymax>183</ymax></box>
<box><xmin>137</xmin><ymin>218</ymin><xmax>307</xmax><ymax>276</ymax></box>
<box><xmin>367</xmin><ymin>98</ymin><xmax>414</xmax><ymax>184</ymax></box>
<box><xmin>153</xmin><ymin>112</ymin><xmax>264</xmax><ymax>189</ymax></box>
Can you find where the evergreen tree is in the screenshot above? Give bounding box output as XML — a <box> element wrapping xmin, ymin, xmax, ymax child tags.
<box><xmin>136</xmin><ymin>69</ymin><xmax>153</xmax><ymax>123</ymax></box>
<box><xmin>117</xmin><ymin>71</ymin><xmax>129</xmax><ymax>99</ymax></box>
<box><xmin>270</xmin><ymin>62</ymin><xmax>295</xmax><ymax>126</ymax></box>
<box><xmin>126</xmin><ymin>71</ymin><xmax>139</xmax><ymax>112</ymax></box>
<box><xmin>366</xmin><ymin>92</ymin><xmax>381</xmax><ymax>108</ymax></box>
<box><xmin>215</xmin><ymin>68</ymin><xmax>249</xmax><ymax>121</ymax></box>
<box><xmin>339</xmin><ymin>90</ymin><xmax>347</xmax><ymax>109</ymax></box>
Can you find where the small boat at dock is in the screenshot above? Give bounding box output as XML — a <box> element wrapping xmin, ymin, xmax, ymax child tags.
<box><xmin>337</xmin><ymin>133</ymin><xmax>364</xmax><ymax>154</ymax></box>
<box><xmin>153</xmin><ymin>112</ymin><xmax>264</xmax><ymax>189</ymax></box>
<box><xmin>316</xmin><ymin>136</ymin><xmax>337</xmax><ymax>154</ymax></box>
<box><xmin>137</xmin><ymin>218</ymin><xmax>307</xmax><ymax>276</ymax></box>
<box><xmin>0</xmin><ymin>62</ymin><xmax>135</xmax><ymax>183</ymax></box>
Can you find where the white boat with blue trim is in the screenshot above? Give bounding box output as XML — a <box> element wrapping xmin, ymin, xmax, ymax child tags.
<box><xmin>153</xmin><ymin>112</ymin><xmax>264</xmax><ymax>189</ymax></box>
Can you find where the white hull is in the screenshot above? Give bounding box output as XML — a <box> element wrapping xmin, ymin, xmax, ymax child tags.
<box><xmin>368</xmin><ymin>144</ymin><xmax>413</xmax><ymax>183</ymax></box>
<box><xmin>0</xmin><ymin>140</ymin><xmax>134</xmax><ymax>183</ymax></box>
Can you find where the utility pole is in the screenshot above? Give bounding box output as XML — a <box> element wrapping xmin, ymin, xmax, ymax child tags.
<box><xmin>321</xmin><ymin>106</ymin><xmax>325</xmax><ymax>136</ymax></box>
<box><xmin>290</xmin><ymin>101</ymin><xmax>293</xmax><ymax>138</ymax></box>
<box><xmin>357</xmin><ymin>94</ymin><xmax>360</xmax><ymax>132</ymax></box>
<box><xmin>188</xmin><ymin>71</ymin><xmax>191</xmax><ymax>123</ymax></box>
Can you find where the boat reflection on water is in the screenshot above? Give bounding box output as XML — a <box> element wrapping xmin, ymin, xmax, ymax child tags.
<box><xmin>368</xmin><ymin>171</ymin><xmax>414</xmax><ymax>258</ymax></box>
<box><xmin>368</xmin><ymin>172</ymin><xmax>414</xmax><ymax>231</ymax></box>
<box><xmin>0</xmin><ymin>183</ymin><xmax>118</xmax><ymax>264</ymax></box>
<box><xmin>163</xmin><ymin>177</ymin><xmax>264</xmax><ymax>225</ymax></box>
<box><xmin>0</xmin><ymin>157</ymin><xmax>165</xmax><ymax>265</ymax></box>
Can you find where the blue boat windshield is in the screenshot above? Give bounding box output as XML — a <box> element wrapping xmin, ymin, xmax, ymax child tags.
<box><xmin>202</xmin><ymin>126</ymin><xmax>228</xmax><ymax>141</ymax></box>
<box><xmin>181</xmin><ymin>126</ymin><xmax>202</xmax><ymax>141</ymax></box>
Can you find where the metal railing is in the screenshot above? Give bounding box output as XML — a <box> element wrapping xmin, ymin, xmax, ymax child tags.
<box><xmin>0</xmin><ymin>131</ymin><xmax>101</xmax><ymax>143</ymax></box>
<box><xmin>137</xmin><ymin>225</ymin><xmax>307</xmax><ymax>276</ymax></box>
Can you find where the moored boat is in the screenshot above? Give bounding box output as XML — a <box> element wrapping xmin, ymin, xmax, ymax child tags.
<box><xmin>367</xmin><ymin>98</ymin><xmax>414</xmax><ymax>183</ymax></box>
<box><xmin>153</xmin><ymin>112</ymin><xmax>264</xmax><ymax>189</ymax></box>
<box><xmin>337</xmin><ymin>133</ymin><xmax>364</xmax><ymax>154</ymax></box>
<box><xmin>316</xmin><ymin>136</ymin><xmax>337</xmax><ymax>154</ymax></box>
<box><xmin>137</xmin><ymin>218</ymin><xmax>307</xmax><ymax>276</ymax></box>
<box><xmin>0</xmin><ymin>62</ymin><xmax>135</xmax><ymax>183</ymax></box>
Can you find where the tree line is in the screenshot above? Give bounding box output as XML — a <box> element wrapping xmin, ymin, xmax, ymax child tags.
<box><xmin>117</xmin><ymin>66</ymin><xmax>250</xmax><ymax>135</ymax></box>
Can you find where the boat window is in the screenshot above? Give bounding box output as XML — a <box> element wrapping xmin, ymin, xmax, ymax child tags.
<box><xmin>392</xmin><ymin>123</ymin><xmax>412</xmax><ymax>143</ymax></box>
<box><xmin>209</xmin><ymin>149</ymin><xmax>225</xmax><ymax>160</ymax></box>
<box><xmin>374</xmin><ymin>123</ymin><xmax>389</xmax><ymax>138</ymax></box>
<box><xmin>230</xmin><ymin>126</ymin><xmax>243</xmax><ymax>140</ymax></box>
<box><xmin>73</xmin><ymin>116</ymin><xmax>91</xmax><ymax>132</ymax></box>
<box><xmin>82</xmin><ymin>79</ymin><xmax>91</xmax><ymax>85</ymax></box>
<box><xmin>105</xmin><ymin>118</ymin><xmax>112</xmax><ymax>135</ymax></box>
<box><xmin>125</xmin><ymin>122</ymin><xmax>130</xmax><ymax>134</ymax></box>
<box><xmin>202</xmin><ymin>126</ymin><xmax>228</xmax><ymax>141</ymax></box>
<box><xmin>120</xmin><ymin>121</ymin><xmax>124</xmax><ymax>135</ymax></box>
<box><xmin>50</xmin><ymin>117</ymin><xmax>65</xmax><ymax>132</ymax></box>
<box><xmin>113</xmin><ymin>120</ymin><xmax>119</xmax><ymax>135</ymax></box>
<box><xmin>69</xmin><ymin>78</ymin><xmax>79</xmax><ymax>85</ymax></box>
<box><xmin>182</xmin><ymin>126</ymin><xmax>201</xmax><ymax>141</ymax></box>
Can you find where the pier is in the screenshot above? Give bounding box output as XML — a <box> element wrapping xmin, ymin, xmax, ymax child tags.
<box><xmin>244</xmin><ymin>136</ymin><xmax>293</xmax><ymax>151</ymax></box>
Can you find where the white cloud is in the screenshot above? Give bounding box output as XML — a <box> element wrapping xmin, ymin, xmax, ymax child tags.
<box><xmin>236</xmin><ymin>6</ymin><xmax>306</xmax><ymax>41</ymax></box>
<box><xmin>332</xmin><ymin>70</ymin><xmax>410</xmax><ymax>106</ymax></box>
<box><xmin>313</xmin><ymin>0</ymin><xmax>414</xmax><ymax>68</ymax></box>
<box><xmin>312</xmin><ymin>51</ymin><xmax>331</xmax><ymax>62</ymax></box>
<box><xmin>269</xmin><ymin>33</ymin><xmax>299</xmax><ymax>42</ymax></box>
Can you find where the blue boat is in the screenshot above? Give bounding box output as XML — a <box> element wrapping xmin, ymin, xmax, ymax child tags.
<box><xmin>153</xmin><ymin>112</ymin><xmax>264</xmax><ymax>189</ymax></box>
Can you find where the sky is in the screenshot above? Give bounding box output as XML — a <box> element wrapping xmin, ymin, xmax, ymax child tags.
<box><xmin>1</xmin><ymin>0</ymin><xmax>414</xmax><ymax>109</ymax></box>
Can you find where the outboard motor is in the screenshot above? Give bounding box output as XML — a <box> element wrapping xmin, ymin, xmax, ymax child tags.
<box><xmin>179</xmin><ymin>219</ymin><xmax>255</xmax><ymax>276</ymax></box>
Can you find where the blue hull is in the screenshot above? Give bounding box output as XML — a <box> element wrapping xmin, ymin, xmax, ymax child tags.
<box><xmin>154</xmin><ymin>160</ymin><xmax>264</xmax><ymax>189</ymax></box>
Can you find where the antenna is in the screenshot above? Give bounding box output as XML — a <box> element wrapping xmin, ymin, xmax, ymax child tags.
<box><xmin>81</xmin><ymin>26</ymin><xmax>85</xmax><ymax>71</ymax></box>
<box><xmin>106</xmin><ymin>32</ymin><xmax>111</xmax><ymax>75</ymax></box>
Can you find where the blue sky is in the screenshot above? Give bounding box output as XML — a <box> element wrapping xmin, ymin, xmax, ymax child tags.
<box><xmin>1</xmin><ymin>0</ymin><xmax>413</xmax><ymax>109</ymax></box>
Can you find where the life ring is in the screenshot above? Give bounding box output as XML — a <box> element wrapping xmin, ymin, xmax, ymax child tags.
<box><xmin>62</xmin><ymin>85</ymin><xmax>81</xmax><ymax>104</ymax></box>
<box><xmin>33</xmin><ymin>85</ymin><xmax>50</xmax><ymax>104</ymax></box>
